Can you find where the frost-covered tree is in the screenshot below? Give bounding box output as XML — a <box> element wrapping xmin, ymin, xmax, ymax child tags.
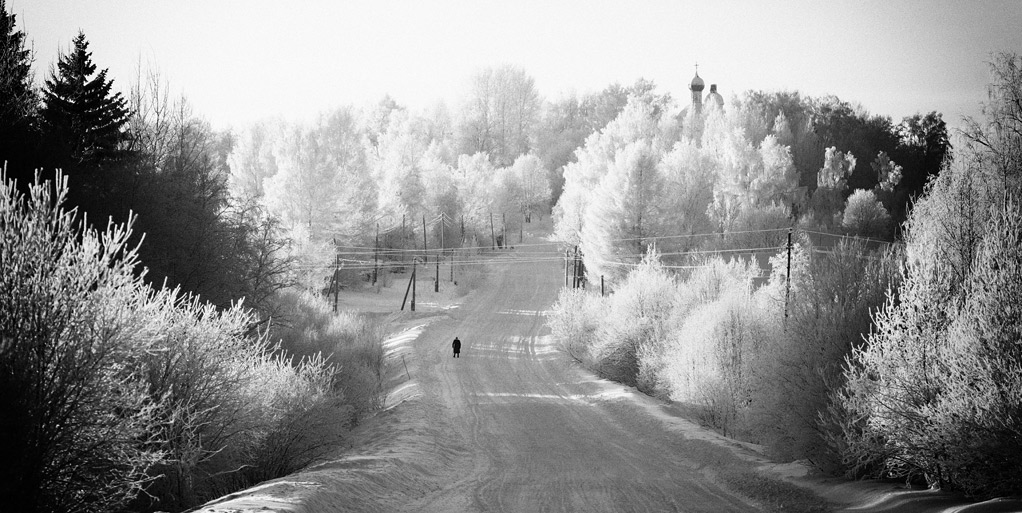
<box><xmin>263</xmin><ymin>108</ymin><xmax>369</xmax><ymax>242</ymax></box>
<box><xmin>455</xmin><ymin>152</ymin><xmax>496</xmax><ymax>235</ymax></box>
<box><xmin>751</xmin><ymin>134</ymin><xmax>798</xmax><ymax>206</ymax></box>
<box><xmin>809</xmin><ymin>146</ymin><xmax>855</xmax><ymax>227</ymax></box>
<box><xmin>772</xmin><ymin>111</ymin><xmax>794</xmax><ymax>146</ymax></box>
<box><xmin>420</xmin><ymin>142</ymin><xmax>461</xmax><ymax>245</ymax></box>
<box><xmin>374</xmin><ymin>109</ymin><xmax>430</xmax><ymax>225</ymax></box>
<box><xmin>839</xmin><ymin>53</ymin><xmax>1022</xmax><ymax>494</ymax></box>
<box><xmin>554</xmin><ymin>97</ymin><xmax>662</xmax><ymax>248</ymax></box>
<box><xmin>534</xmin><ymin>93</ymin><xmax>587</xmax><ymax>204</ymax></box>
<box><xmin>841</xmin><ymin>189</ymin><xmax>891</xmax><ymax>239</ymax></box>
<box><xmin>704</xmin><ymin>109</ymin><xmax>760</xmax><ymax>208</ymax></box>
<box><xmin>259</xmin><ymin>109</ymin><xmax>371</xmax><ymax>288</ymax></box>
<box><xmin>0</xmin><ymin>172</ymin><xmax>163</xmax><ymax>513</ymax></box>
<box><xmin>871</xmin><ymin>151</ymin><xmax>903</xmax><ymax>194</ymax></box>
<box><xmin>581</xmin><ymin>140</ymin><xmax>665</xmax><ymax>282</ymax></box>
<box><xmin>228</xmin><ymin>121</ymin><xmax>279</xmax><ymax>200</ymax></box>
<box><xmin>510</xmin><ymin>153</ymin><xmax>550</xmax><ymax>219</ymax></box>
<box><xmin>457</xmin><ymin>65</ymin><xmax>541</xmax><ymax>167</ymax></box>
<box><xmin>317</xmin><ymin>108</ymin><xmax>375</xmax><ymax>243</ymax></box>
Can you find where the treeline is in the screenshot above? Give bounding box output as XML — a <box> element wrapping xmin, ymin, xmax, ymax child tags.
<box><xmin>225</xmin><ymin>75</ymin><xmax>681</xmax><ymax>287</ymax></box>
<box><xmin>1</xmin><ymin>25</ymin><xmax>281</xmax><ymax>313</ymax></box>
<box><xmin>554</xmin><ymin>81</ymin><xmax>948</xmax><ymax>286</ymax></box>
<box><xmin>228</xmin><ymin>108</ymin><xmax>553</xmax><ymax>291</ymax></box>
<box><xmin>550</xmin><ymin>53</ymin><xmax>1022</xmax><ymax>497</ymax></box>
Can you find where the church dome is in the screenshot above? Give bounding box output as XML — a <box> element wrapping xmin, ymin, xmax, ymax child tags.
<box><xmin>690</xmin><ymin>72</ymin><xmax>705</xmax><ymax>92</ymax></box>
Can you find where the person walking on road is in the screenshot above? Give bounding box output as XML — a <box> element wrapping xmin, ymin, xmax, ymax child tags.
<box><xmin>452</xmin><ymin>336</ymin><xmax>461</xmax><ymax>358</ymax></box>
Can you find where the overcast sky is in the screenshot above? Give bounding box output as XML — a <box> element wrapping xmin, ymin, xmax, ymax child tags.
<box><xmin>11</xmin><ymin>0</ymin><xmax>1022</xmax><ymax>131</ymax></box>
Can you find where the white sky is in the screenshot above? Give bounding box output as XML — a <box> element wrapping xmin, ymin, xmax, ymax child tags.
<box><xmin>11</xmin><ymin>0</ymin><xmax>1022</xmax><ymax>132</ymax></box>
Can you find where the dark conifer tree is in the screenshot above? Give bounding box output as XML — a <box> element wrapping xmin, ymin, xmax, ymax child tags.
<box><xmin>0</xmin><ymin>0</ymin><xmax>39</xmax><ymax>184</ymax></box>
<box><xmin>41</xmin><ymin>31</ymin><xmax>132</xmax><ymax>218</ymax></box>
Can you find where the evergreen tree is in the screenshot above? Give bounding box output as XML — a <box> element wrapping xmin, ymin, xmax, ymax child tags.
<box><xmin>41</xmin><ymin>31</ymin><xmax>131</xmax><ymax>215</ymax></box>
<box><xmin>0</xmin><ymin>0</ymin><xmax>39</xmax><ymax>183</ymax></box>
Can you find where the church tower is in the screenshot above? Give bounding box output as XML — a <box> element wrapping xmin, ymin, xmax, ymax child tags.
<box><xmin>705</xmin><ymin>83</ymin><xmax>724</xmax><ymax>111</ymax></box>
<box><xmin>689</xmin><ymin>64</ymin><xmax>705</xmax><ymax>115</ymax></box>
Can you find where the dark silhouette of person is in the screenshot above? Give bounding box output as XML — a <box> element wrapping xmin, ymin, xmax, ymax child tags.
<box><xmin>452</xmin><ymin>337</ymin><xmax>461</xmax><ymax>358</ymax></box>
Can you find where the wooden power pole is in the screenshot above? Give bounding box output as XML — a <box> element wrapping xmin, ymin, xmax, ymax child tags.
<box><xmin>784</xmin><ymin>228</ymin><xmax>793</xmax><ymax>322</ymax></box>
<box><xmin>490</xmin><ymin>213</ymin><xmax>495</xmax><ymax>250</ymax></box>
<box><xmin>373</xmin><ymin>223</ymin><xmax>379</xmax><ymax>284</ymax></box>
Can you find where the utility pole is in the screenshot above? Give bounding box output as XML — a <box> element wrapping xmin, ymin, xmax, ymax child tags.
<box><xmin>422</xmin><ymin>215</ymin><xmax>427</xmax><ymax>259</ymax></box>
<box><xmin>502</xmin><ymin>212</ymin><xmax>506</xmax><ymax>249</ymax></box>
<box><xmin>373</xmin><ymin>223</ymin><xmax>379</xmax><ymax>284</ymax></box>
<box><xmin>331</xmin><ymin>267</ymin><xmax>339</xmax><ymax>313</ymax></box>
<box><xmin>784</xmin><ymin>228</ymin><xmax>793</xmax><ymax>322</ymax></box>
<box><xmin>572</xmin><ymin>246</ymin><xmax>579</xmax><ymax>288</ymax></box>
<box><xmin>601</xmin><ymin>275</ymin><xmax>605</xmax><ymax>297</ymax></box>
<box><xmin>434</xmin><ymin>253</ymin><xmax>439</xmax><ymax>292</ymax></box>
<box><xmin>490</xmin><ymin>213</ymin><xmax>495</xmax><ymax>250</ymax></box>
<box><xmin>564</xmin><ymin>248</ymin><xmax>570</xmax><ymax>287</ymax></box>
<box><xmin>401</xmin><ymin>259</ymin><xmax>415</xmax><ymax>311</ymax></box>
<box><xmin>411</xmin><ymin>261</ymin><xmax>416</xmax><ymax>311</ymax></box>
<box><xmin>331</xmin><ymin>255</ymin><xmax>340</xmax><ymax>312</ymax></box>
<box><xmin>574</xmin><ymin>247</ymin><xmax>584</xmax><ymax>289</ymax></box>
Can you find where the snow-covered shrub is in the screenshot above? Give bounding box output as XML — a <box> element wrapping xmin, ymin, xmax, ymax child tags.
<box><xmin>841</xmin><ymin>196</ymin><xmax>1022</xmax><ymax>494</ymax></box>
<box><xmin>549</xmin><ymin>286</ymin><xmax>606</xmax><ymax>367</ymax></box>
<box><xmin>590</xmin><ymin>249</ymin><xmax>677</xmax><ymax>396</ymax></box>
<box><xmin>841</xmin><ymin>189</ymin><xmax>891</xmax><ymax>239</ymax></box>
<box><xmin>0</xmin><ymin>172</ymin><xmax>163</xmax><ymax>513</ymax></box>
<box><xmin>662</xmin><ymin>257</ymin><xmax>765</xmax><ymax>437</ymax></box>
<box><xmin>267</xmin><ymin>289</ymin><xmax>385</xmax><ymax>417</ymax></box>
<box><xmin>930</xmin><ymin>198</ymin><xmax>1022</xmax><ymax>493</ymax></box>
<box><xmin>0</xmin><ymin>171</ymin><xmax>352</xmax><ymax>511</ymax></box>
<box><xmin>839</xmin><ymin>54</ymin><xmax>1022</xmax><ymax>493</ymax></box>
<box><xmin>127</xmin><ymin>285</ymin><xmax>344</xmax><ymax>509</ymax></box>
<box><xmin>752</xmin><ymin>238</ymin><xmax>898</xmax><ymax>469</ymax></box>
<box><xmin>239</xmin><ymin>352</ymin><xmax>341</xmax><ymax>486</ymax></box>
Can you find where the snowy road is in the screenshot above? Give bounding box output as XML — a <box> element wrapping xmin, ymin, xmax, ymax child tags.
<box><xmin>397</xmin><ymin>234</ymin><xmax>760</xmax><ymax>512</ymax></box>
<box><xmin>198</xmin><ymin>225</ymin><xmax>812</xmax><ymax>513</ymax></box>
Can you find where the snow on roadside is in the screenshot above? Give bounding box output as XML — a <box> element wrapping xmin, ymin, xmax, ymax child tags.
<box><xmin>191</xmin><ymin>314</ymin><xmax>454</xmax><ymax>513</ymax></box>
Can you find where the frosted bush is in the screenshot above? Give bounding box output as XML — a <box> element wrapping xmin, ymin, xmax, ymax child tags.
<box><xmin>661</xmin><ymin>257</ymin><xmax>768</xmax><ymax>436</ymax></box>
<box><xmin>754</xmin><ymin>238</ymin><xmax>898</xmax><ymax>467</ymax></box>
<box><xmin>842</xmin><ymin>197</ymin><xmax>1022</xmax><ymax>494</ymax></box>
<box><xmin>0</xmin><ymin>172</ymin><xmax>164</xmax><ymax>513</ymax></box>
<box><xmin>0</xmin><ymin>170</ymin><xmax>356</xmax><ymax>511</ymax></box>
<box><xmin>591</xmin><ymin>249</ymin><xmax>677</xmax><ymax>395</ymax></box>
<box><xmin>549</xmin><ymin>287</ymin><xmax>607</xmax><ymax>366</ymax></box>
<box><xmin>842</xmin><ymin>189</ymin><xmax>891</xmax><ymax>239</ymax></box>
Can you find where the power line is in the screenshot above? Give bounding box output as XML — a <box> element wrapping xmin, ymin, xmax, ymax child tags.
<box><xmin>331</xmin><ymin>226</ymin><xmax>792</xmax><ymax>253</ymax></box>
